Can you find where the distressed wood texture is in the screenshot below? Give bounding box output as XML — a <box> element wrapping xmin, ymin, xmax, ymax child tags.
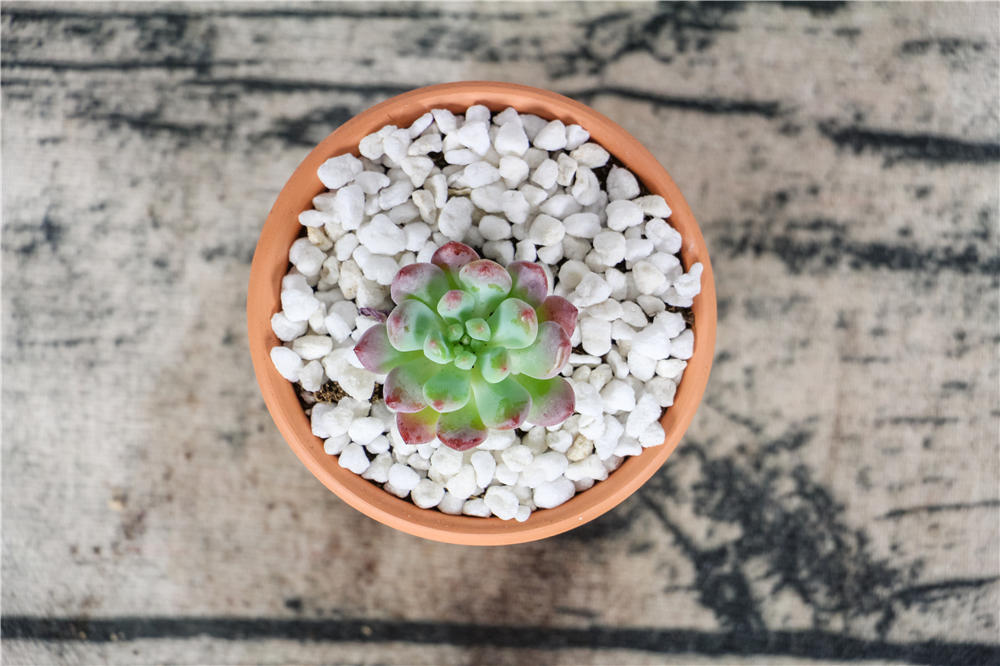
<box><xmin>2</xmin><ymin>3</ymin><xmax>999</xmax><ymax>665</ymax></box>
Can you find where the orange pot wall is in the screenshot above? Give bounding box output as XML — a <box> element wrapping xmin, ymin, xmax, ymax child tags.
<box><xmin>247</xmin><ymin>82</ymin><xmax>717</xmax><ymax>545</ymax></box>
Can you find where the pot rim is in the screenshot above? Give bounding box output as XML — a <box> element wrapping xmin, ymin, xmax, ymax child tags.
<box><xmin>247</xmin><ymin>81</ymin><xmax>717</xmax><ymax>545</ymax></box>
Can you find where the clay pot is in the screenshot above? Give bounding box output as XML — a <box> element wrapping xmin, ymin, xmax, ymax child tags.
<box><xmin>247</xmin><ymin>81</ymin><xmax>716</xmax><ymax>545</ymax></box>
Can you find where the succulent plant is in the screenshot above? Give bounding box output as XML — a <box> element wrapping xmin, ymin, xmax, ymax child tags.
<box><xmin>354</xmin><ymin>241</ymin><xmax>578</xmax><ymax>451</ymax></box>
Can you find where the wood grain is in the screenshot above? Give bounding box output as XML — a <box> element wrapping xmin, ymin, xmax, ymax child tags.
<box><xmin>2</xmin><ymin>2</ymin><xmax>998</xmax><ymax>664</ymax></box>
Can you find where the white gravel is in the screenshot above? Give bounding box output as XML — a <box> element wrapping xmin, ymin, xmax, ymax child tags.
<box><xmin>270</xmin><ymin>105</ymin><xmax>703</xmax><ymax>521</ymax></box>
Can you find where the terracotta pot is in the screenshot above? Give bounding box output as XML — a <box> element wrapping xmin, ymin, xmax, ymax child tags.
<box><xmin>247</xmin><ymin>81</ymin><xmax>716</xmax><ymax>545</ymax></box>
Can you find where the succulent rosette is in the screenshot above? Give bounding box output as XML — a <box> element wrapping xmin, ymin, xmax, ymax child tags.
<box><xmin>354</xmin><ymin>241</ymin><xmax>578</xmax><ymax>451</ymax></box>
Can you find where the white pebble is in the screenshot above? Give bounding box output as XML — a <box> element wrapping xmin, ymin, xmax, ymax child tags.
<box><xmin>347</xmin><ymin>416</ymin><xmax>385</xmax><ymax>445</ymax></box>
<box><xmin>470</xmin><ymin>450</ymin><xmax>496</xmax><ymax>488</ymax></box>
<box><xmin>638</xmin><ymin>421</ymin><xmax>666</xmax><ymax>447</ymax></box>
<box><xmin>484</xmin><ymin>486</ymin><xmax>519</xmax><ymax>520</ymax></box>
<box><xmin>570</xmin><ymin>142</ymin><xmax>610</xmax><ymax>168</ymax></box>
<box><xmin>570</xmin><ymin>273</ymin><xmax>612</xmax><ymax>308</ymax></box>
<box><xmin>357</xmin><ymin>214</ymin><xmax>407</xmax><ymax>255</ymax></box>
<box><xmin>600</xmin><ymin>379</ymin><xmax>636</xmax><ymax>413</ymax></box>
<box><xmin>563</xmin><ymin>212</ymin><xmax>601</xmax><ymax>238</ymax></box>
<box><xmin>593</xmin><ymin>231</ymin><xmax>626</xmax><ymax>266</ymax></box>
<box><xmin>366</xmin><ymin>435</ymin><xmax>390</xmax><ymax>455</ymax></box>
<box><xmin>633</xmin><ymin>260</ymin><xmax>667</xmax><ymax>295</ymax></box>
<box><xmin>564</xmin><ymin>123</ymin><xmax>590</xmax><ymax>150</ymax></box>
<box><xmin>536</xmin><ymin>243</ymin><xmax>562</xmax><ymax>265</ymax></box>
<box><xmin>271</xmin><ymin>312</ymin><xmax>308</xmax><ymax>342</ymax></box>
<box><xmin>498</xmin><ymin>155</ymin><xmax>529</xmax><ymax>187</ymax></box>
<box><xmin>400</xmin><ymin>156</ymin><xmax>434</xmax><ymax>188</ymax></box>
<box><xmin>671</xmin><ymin>329</ymin><xmax>694</xmax><ymax>360</ymax></box>
<box><xmin>445</xmin><ymin>465</ymin><xmax>479</xmax><ymax>500</ymax></box>
<box><xmin>317</xmin><ymin>153</ymin><xmax>363</xmax><ymax>189</ymax></box>
<box><xmin>494</xmin><ymin>462</ymin><xmax>520</xmax><ymax>486</ymax></box>
<box><xmin>647</xmin><ymin>376</ymin><xmax>678</xmax><ymax>407</ymax></box>
<box><xmin>625</xmin><ymin>393</ymin><xmax>662</xmax><ymax>438</ymax></box>
<box><xmin>431</xmin><ymin>108</ymin><xmax>458</xmax><ymax>133</ymax></box>
<box><xmin>292</xmin><ymin>335</ymin><xmax>333</xmax><ymax>361</ymax></box>
<box><xmin>298</xmin><ymin>209</ymin><xmax>333</xmax><ymax>228</ymax></box>
<box><xmin>289</xmin><ymin>238</ymin><xmax>325</xmax><ymax>276</ymax></box>
<box><xmin>532</xmin><ymin>119</ymin><xmax>568</xmax><ymax>151</ymax></box>
<box><xmin>338</xmin><ymin>443</ymin><xmax>371</xmax><ymax>475</ymax></box>
<box><xmin>656</xmin><ymin>358</ymin><xmax>687</xmax><ymax>380</ymax></box>
<box><xmin>500</xmin><ymin>445</ymin><xmax>534</xmax><ymax>473</ymax></box>
<box><xmin>530</xmin><ymin>159</ymin><xmax>558</xmax><ymax>189</ymax></box>
<box><xmin>627</xmin><ymin>350</ymin><xmax>656</xmax><ymax>381</ymax></box>
<box><xmin>324</xmin><ymin>433</ymin><xmax>350</xmax><ymax>456</ymax></box>
<box><xmin>462</xmin><ymin>161</ymin><xmax>502</xmax><ymax>188</ymax></box>
<box><xmin>478</xmin><ymin>215</ymin><xmax>511</xmax><ymax>241</ymax></box>
<box><xmin>635</xmin><ymin>194</ymin><xmax>672</xmax><ymax>218</ymax></box>
<box><xmin>409</xmin><ymin>479</ymin><xmax>444</xmax><ymax>508</ymax></box>
<box><xmin>533</xmin><ymin>478</ymin><xmax>576</xmax><ymax>509</ymax></box>
<box><xmin>539</xmin><ymin>193</ymin><xmax>581</xmax><ymax>219</ymax></box>
<box><xmin>378</xmin><ymin>179</ymin><xmax>413</xmax><ymax>210</ymax></box>
<box><xmin>565</xmin><ymin>454</ymin><xmax>609</xmax><ymax>482</ymax></box>
<box><xmin>546</xmin><ymin>430</ymin><xmax>573</xmax><ymax>453</ymax></box>
<box><xmin>607</xmin><ymin>349</ymin><xmax>629</xmax><ymax>378</ymax></box>
<box><xmin>280</xmin><ymin>287</ymin><xmax>321</xmax><ymax>322</ymax></box>
<box><xmin>573</xmin><ymin>381</ymin><xmax>603</xmax><ymax>416</ymax></box>
<box><xmin>514</xmin><ymin>239</ymin><xmax>537</xmax><ymax>261</ymax></box>
<box><xmin>606</xmin><ymin>199</ymin><xmax>644</xmax><ymax>231</ymax></box>
<box><xmin>438</xmin><ymin>491</ymin><xmax>466</xmax><ymax>514</ymax></box>
<box><xmin>607</xmin><ymin>166</ymin><xmax>640</xmax><ymax>201</ymax></box>
<box><xmin>570</xmin><ymin>167</ymin><xmax>601</xmax><ymax>206</ymax></box>
<box><xmin>580</xmin><ymin>316</ymin><xmax>612</xmax><ymax>356</ymax></box>
<box><xmin>645</xmin><ymin>218</ymin><xmax>683</xmax><ymax>254</ymax></box>
<box><xmin>625</xmin><ymin>237</ymin><xmax>655</xmax><ymax>262</ymax></box>
<box><xmin>388</xmin><ymin>463</ymin><xmax>420</xmax><ymax>493</ymax></box>
<box><xmin>382</xmin><ymin>129</ymin><xmax>412</xmax><ymax>164</ymax></box>
<box><xmin>444</xmin><ymin>148</ymin><xmax>477</xmax><ymax>165</ymax></box>
<box><xmin>528</xmin><ymin>214</ymin><xmax>565</xmax><ymax>246</ymax></box>
<box><xmin>437</xmin><ymin>197</ymin><xmax>474</xmax><ymax>240</ymax></box>
<box><xmin>595</xmin><ymin>416</ymin><xmax>625</xmax><ymax>459</ymax></box>
<box><xmin>334</xmin><ymin>184</ymin><xmax>365</xmax><ymax>230</ymax></box>
<box><xmin>462</xmin><ymin>498</ymin><xmax>492</xmax><ymax>517</ymax></box>
<box><xmin>494</xmin><ymin>120</ymin><xmax>530</xmax><ymax>156</ymax></box>
<box><xmin>456</xmin><ymin>120</ymin><xmax>491</xmax><ymax>155</ymax></box>
<box><xmin>556</xmin><ymin>153</ymin><xmax>577</xmax><ymax>187</ymax></box>
<box><xmin>430</xmin><ymin>446</ymin><xmax>463</xmax><ymax>477</ymax></box>
<box><xmin>270</xmin><ymin>346</ymin><xmax>302</xmax><ymax>381</ymax></box>
<box><xmin>354</xmin><ymin>171</ymin><xmax>391</xmax><ymax>195</ymax></box>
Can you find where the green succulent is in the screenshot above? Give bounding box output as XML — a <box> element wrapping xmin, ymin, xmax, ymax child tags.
<box><xmin>354</xmin><ymin>241</ymin><xmax>578</xmax><ymax>451</ymax></box>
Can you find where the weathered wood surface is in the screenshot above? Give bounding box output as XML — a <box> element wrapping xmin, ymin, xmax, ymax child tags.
<box><xmin>2</xmin><ymin>2</ymin><xmax>998</xmax><ymax>664</ymax></box>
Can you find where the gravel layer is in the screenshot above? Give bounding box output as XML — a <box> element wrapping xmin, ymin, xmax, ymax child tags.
<box><xmin>270</xmin><ymin>105</ymin><xmax>702</xmax><ymax>521</ymax></box>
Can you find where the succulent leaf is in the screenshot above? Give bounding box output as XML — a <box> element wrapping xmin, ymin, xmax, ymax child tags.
<box><xmin>396</xmin><ymin>407</ymin><xmax>440</xmax><ymax>444</ymax></box>
<box><xmin>488</xmin><ymin>297</ymin><xmax>538</xmax><ymax>349</ymax></box>
<box><xmin>386</xmin><ymin>299</ymin><xmax>442</xmax><ymax>352</ymax></box>
<box><xmin>437</xmin><ymin>289</ymin><xmax>476</xmax><ymax>321</ymax></box>
<box><xmin>436</xmin><ymin>401</ymin><xmax>487</xmax><ymax>451</ymax></box>
<box><xmin>383</xmin><ymin>361</ymin><xmax>435</xmax><ymax>413</ymax></box>
<box><xmin>506</xmin><ymin>321</ymin><xmax>572</xmax><ymax>379</ymax></box>
<box><xmin>423</xmin><ymin>366</ymin><xmax>471</xmax><ymax>413</ymax></box>
<box><xmin>537</xmin><ymin>295</ymin><xmax>578</xmax><ymax>338</ymax></box>
<box><xmin>478</xmin><ymin>346</ymin><xmax>511</xmax><ymax>384</ymax></box>
<box><xmin>458</xmin><ymin>259</ymin><xmax>512</xmax><ymax>313</ymax></box>
<box><xmin>431</xmin><ymin>241</ymin><xmax>479</xmax><ymax>273</ymax></box>
<box><xmin>472</xmin><ymin>374</ymin><xmax>532</xmax><ymax>430</ymax></box>
<box><xmin>390</xmin><ymin>263</ymin><xmax>450</xmax><ymax>306</ymax></box>
<box><xmin>507</xmin><ymin>261</ymin><xmax>549</xmax><ymax>306</ymax></box>
<box><xmin>464</xmin><ymin>317</ymin><xmax>491</xmax><ymax>341</ymax></box>
<box><xmin>517</xmin><ymin>375</ymin><xmax>576</xmax><ymax>427</ymax></box>
<box><xmin>354</xmin><ymin>324</ymin><xmax>405</xmax><ymax>373</ymax></box>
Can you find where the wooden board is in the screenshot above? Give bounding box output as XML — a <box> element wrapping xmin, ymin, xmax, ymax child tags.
<box><xmin>3</xmin><ymin>3</ymin><xmax>998</xmax><ymax>664</ymax></box>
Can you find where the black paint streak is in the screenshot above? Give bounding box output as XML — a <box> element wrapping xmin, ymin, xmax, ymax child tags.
<box><xmin>899</xmin><ymin>38</ymin><xmax>989</xmax><ymax>56</ymax></box>
<box><xmin>893</xmin><ymin>577</ymin><xmax>1000</xmax><ymax>604</ymax></box>
<box><xmin>820</xmin><ymin>123</ymin><xmax>1000</xmax><ymax>165</ymax></box>
<box><xmin>3</xmin><ymin>615</ymin><xmax>998</xmax><ymax>664</ymax></box>
<box><xmin>1</xmin><ymin>58</ymin><xmax>258</xmax><ymax>72</ymax></box>
<box><xmin>86</xmin><ymin>112</ymin><xmax>219</xmax><ymax>140</ymax></box>
<box><xmin>717</xmin><ymin>220</ymin><xmax>1000</xmax><ymax>276</ymax></box>
<box><xmin>183</xmin><ymin>77</ymin><xmax>413</xmax><ymax>97</ymax></box>
<box><xmin>877</xmin><ymin>500</ymin><xmax>1000</xmax><ymax>521</ymax></box>
<box><xmin>1</xmin><ymin>5</ymin><xmax>535</xmax><ymax>22</ymax></box>
<box><xmin>13</xmin><ymin>213</ymin><xmax>63</xmax><ymax>257</ymax></box>
<box><xmin>563</xmin><ymin>427</ymin><xmax>920</xmax><ymax>640</ymax></box>
<box><xmin>567</xmin><ymin>86</ymin><xmax>782</xmax><ymax>118</ymax></box>
<box><xmin>779</xmin><ymin>1</ymin><xmax>847</xmax><ymax>15</ymax></box>
<box><xmin>257</xmin><ymin>106</ymin><xmax>356</xmax><ymax>147</ymax></box>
